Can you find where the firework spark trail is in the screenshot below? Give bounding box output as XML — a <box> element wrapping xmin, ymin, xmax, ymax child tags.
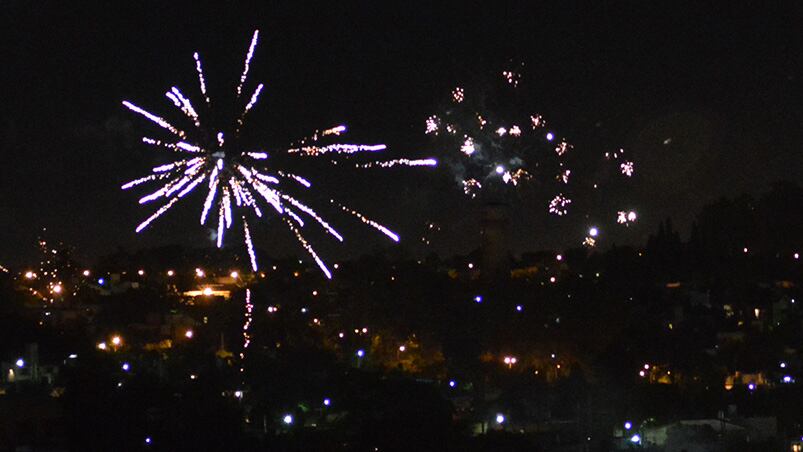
<box><xmin>287</xmin><ymin>143</ymin><xmax>387</xmax><ymax>156</ymax></box>
<box><xmin>122</xmin><ymin>101</ymin><xmax>186</xmax><ymax>139</ymax></box>
<box><xmin>193</xmin><ymin>52</ymin><xmax>211</xmax><ymax>105</ymax></box>
<box><xmin>239</xmin><ymin>288</ymin><xmax>253</xmax><ymax>372</ymax></box>
<box><xmin>356</xmin><ymin>158</ymin><xmax>438</xmax><ymax>168</ymax></box>
<box><xmin>136</xmin><ymin>197</ymin><xmax>180</xmax><ymax>233</ymax></box>
<box><xmin>284</xmin><ymin>218</ymin><xmax>332</xmax><ymax>279</ymax></box>
<box><xmin>243</xmin><ymin>218</ymin><xmax>257</xmax><ymax>271</ymax></box>
<box><xmin>236</xmin><ymin>30</ymin><xmax>259</xmax><ymax>98</ymax></box>
<box><xmin>334</xmin><ymin>201</ymin><xmax>400</xmax><ymax>242</ymax></box>
<box><xmin>123</xmin><ymin>30</ymin><xmax>433</xmax><ymax>275</ymax></box>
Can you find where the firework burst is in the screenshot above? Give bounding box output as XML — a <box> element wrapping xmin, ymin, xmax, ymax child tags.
<box><xmin>426</xmin><ymin>64</ymin><xmax>637</xmax><ymax>246</ymax></box>
<box><xmin>122</xmin><ymin>30</ymin><xmax>435</xmax><ymax>277</ymax></box>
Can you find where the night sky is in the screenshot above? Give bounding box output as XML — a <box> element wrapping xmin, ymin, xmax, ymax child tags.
<box><xmin>2</xmin><ymin>2</ymin><xmax>801</xmax><ymax>266</ymax></box>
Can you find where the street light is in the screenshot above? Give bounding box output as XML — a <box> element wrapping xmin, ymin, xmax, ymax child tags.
<box><xmin>495</xmin><ymin>414</ymin><xmax>505</xmax><ymax>424</ymax></box>
<box><xmin>15</xmin><ymin>358</ymin><xmax>24</xmax><ymax>368</ymax></box>
<box><xmin>282</xmin><ymin>414</ymin><xmax>293</xmax><ymax>425</ymax></box>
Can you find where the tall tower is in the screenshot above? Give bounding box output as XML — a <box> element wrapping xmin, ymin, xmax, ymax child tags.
<box><xmin>480</xmin><ymin>201</ymin><xmax>510</xmax><ymax>281</ymax></box>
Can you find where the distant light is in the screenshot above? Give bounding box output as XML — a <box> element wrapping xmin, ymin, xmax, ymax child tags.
<box><xmin>495</xmin><ymin>165</ymin><xmax>504</xmax><ymax>174</ymax></box>
<box><xmin>195</xmin><ymin>268</ymin><xmax>205</xmax><ymax>277</ymax></box>
<box><xmin>234</xmin><ymin>390</ymin><xmax>243</xmax><ymax>398</ymax></box>
<box><xmin>795</xmin><ymin>253</ymin><xmax>800</xmax><ymax>260</ymax></box>
<box><xmin>283</xmin><ymin>414</ymin><xmax>293</xmax><ymax>425</ymax></box>
<box><xmin>449</xmin><ymin>380</ymin><xmax>456</xmax><ymax>388</ymax></box>
<box><xmin>467</xmin><ymin>263</ymin><xmax>474</xmax><ymax>269</ymax></box>
<box><xmin>356</xmin><ymin>349</ymin><xmax>365</xmax><ymax>357</ymax></box>
<box><xmin>556</xmin><ymin>254</ymin><xmax>563</xmax><ymax>261</ymax></box>
<box><xmin>474</xmin><ymin>295</ymin><xmax>483</xmax><ymax>303</ymax></box>
<box><xmin>230</xmin><ymin>271</ymin><xmax>239</xmax><ymax>279</ymax></box>
<box><xmin>144</xmin><ymin>436</ymin><xmax>152</xmax><ymax>445</ymax></box>
<box><xmin>333</xmin><ymin>263</ymin><xmax>339</xmax><ymax>269</ymax></box>
<box><xmin>362</xmin><ymin>327</ymin><xmax>368</xmax><ymax>334</ymax></box>
<box><xmin>82</xmin><ymin>270</ymin><xmax>90</xmax><ymax>276</ymax></box>
<box><xmin>781</xmin><ymin>362</ymin><xmax>787</xmax><ymax>368</ymax></box>
<box><xmin>111</xmin><ymin>335</ymin><xmax>122</xmax><ymax>346</ymax></box>
<box><xmin>338</xmin><ymin>332</ymin><xmax>344</xmax><ymax>338</ymax></box>
<box><xmin>549</xmin><ymin>276</ymin><xmax>556</xmax><ymax>283</ymax></box>
<box><xmin>516</xmin><ymin>305</ymin><xmax>523</xmax><ymax>312</ymax></box>
<box><xmin>639</xmin><ymin>370</ymin><xmax>646</xmax><ymax>377</ymax></box>
<box><xmin>52</xmin><ymin>284</ymin><xmax>62</xmax><ymax>294</ymax></box>
<box><xmin>643</xmin><ymin>364</ymin><xmax>650</xmax><ymax>370</ymax></box>
<box><xmin>97</xmin><ymin>342</ymin><xmax>107</xmax><ymax>350</ymax></box>
<box><xmin>630</xmin><ymin>434</ymin><xmax>641</xmax><ymax>443</ymax></box>
<box><xmin>627</xmin><ymin>211</ymin><xmax>637</xmax><ymax>222</ymax></box>
<box><xmin>748</xmin><ymin>383</ymin><xmax>756</xmax><ymax>391</ymax></box>
<box><xmin>743</xmin><ymin>247</ymin><xmax>748</xmax><ymax>253</ymax></box>
<box><xmin>138</xmin><ymin>269</ymin><xmax>145</xmax><ymax>276</ymax></box>
<box><xmin>167</xmin><ymin>270</ymin><xmax>175</xmax><ymax>277</ymax></box>
<box><xmin>24</xmin><ymin>271</ymin><xmax>35</xmax><ymax>279</ymax></box>
<box><xmin>185</xmin><ymin>330</ymin><xmax>194</xmax><ymax>339</ymax></box>
<box><xmin>323</xmin><ymin>398</ymin><xmax>331</xmax><ymax>406</ymax></box>
<box><xmin>301</xmin><ymin>308</ymin><xmax>307</xmax><ymax>313</ymax></box>
<box><xmin>202</xmin><ymin>287</ymin><xmax>213</xmax><ymax>296</ymax></box>
<box><xmin>495</xmin><ymin>414</ymin><xmax>505</xmax><ymax>424</ymax></box>
<box><xmin>312</xmin><ymin>290</ymin><xmax>318</xmax><ymax>296</ymax></box>
<box><xmin>399</xmin><ymin>345</ymin><xmax>406</xmax><ymax>352</ymax></box>
<box><xmin>783</xmin><ymin>376</ymin><xmax>792</xmax><ymax>383</ymax></box>
<box><xmin>190</xmin><ymin>374</ymin><xmax>197</xmax><ymax>380</ymax></box>
<box><xmin>68</xmin><ymin>354</ymin><xmax>78</xmax><ymax>359</ymax></box>
<box><xmin>98</xmin><ymin>278</ymin><xmax>105</xmax><ymax>285</ymax></box>
<box><xmin>588</xmin><ymin>227</ymin><xmax>599</xmax><ymax>237</ymax></box>
<box><xmin>546</xmin><ymin>132</ymin><xmax>554</xmax><ymax>141</ymax></box>
<box><xmin>15</xmin><ymin>358</ymin><xmax>24</xmax><ymax>368</ymax></box>
<box><xmin>624</xmin><ymin>421</ymin><xmax>632</xmax><ymax>430</ymax></box>
<box><xmin>122</xmin><ymin>363</ymin><xmax>130</xmax><ymax>371</ymax></box>
<box><xmin>268</xmin><ymin>306</ymin><xmax>278</xmax><ymax>313</ymax></box>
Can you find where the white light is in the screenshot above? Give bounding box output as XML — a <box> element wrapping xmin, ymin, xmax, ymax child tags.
<box><xmin>449</xmin><ymin>380</ymin><xmax>456</xmax><ymax>388</ymax></box>
<box><xmin>185</xmin><ymin>330</ymin><xmax>194</xmax><ymax>339</ymax></box>
<box><xmin>630</xmin><ymin>434</ymin><xmax>640</xmax><ymax>443</ymax></box>
<box><xmin>781</xmin><ymin>362</ymin><xmax>787</xmax><ymax>368</ymax></box>
<box><xmin>111</xmin><ymin>336</ymin><xmax>122</xmax><ymax>346</ymax></box>
<box><xmin>588</xmin><ymin>227</ymin><xmax>599</xmax><ymax>237</ymax></box>
<box><xmin>202</xmin><ymin>287</ymin><xmax>213</xmax><ymax>296</ymax></box>
<box><xmin>234</xmin><ymin>390</ymin><xmax>243</xmax><ymax>398</ymax></box>
<box><xmin>795</xmin><ymin>253</ymin><xmax>800</xmax><ymax>260</ymax></box>
<box><xmin>549</xmin><ymin>276</ymin><xmax>556</xmax><ymax>283</ymax></box>
<box><xmin>783</xmin><ymin>376</ymin><xmax>792</xmax><ymax>383</ymax></box>
<box><xmin>474</xmin><ymin>295</ymin><xmax>483</xmax><ymax>303</ymax></box>
<box><xmin>52</xmin><ymin>284</ymin><xmax>62</xmax><ymax>294</ymax></box>
<box><xmin>145</xmin><ymin>437</ymin><xmax>152</xmax><ymax>445</ymax></box>
<box><xmin>98</xmin><ymin>278</ymin><xmax>105</xmax><ymax>285</ymax></box>
<box><xmin>283</xmin><ymin>414</ymin><xmax>293</xmax><ymax>425</ymax></box>
<box><xmin>167</xmin><ymin>270</ymin><xmax>175</xmax><ymax>277</ymax></box>
<box><xmin>496</xmin><ymin>414</ymin><xmax>505</xmax><ymax>424</ymax></box>
<box><xmin>68</xmin><ymin>354</ymin><xmax>78</xmax><ymax>359</ymax></box>
<box><xmin>362</xmin><ymin>327</ymin><xmax>368</xmax><ymax>334</ymax></box>
<box><xmin>467</xmin><ymin>263</ymin><xmax>474</xmax><ymax>269</ymax></box>
<box><xmin>15</xmin><ymin>358</ymin><xmax>24</xmax><ymax>368</ymax></box>
<box><xmin>195</xmin><ymin>268</ymin><xmax>205</xmax><ymax>277</ymax></box>
<box><xmin>516</xmin><ymin>305</ymin><xmax>523</xmax><ymax>312</ymax></box>
<box><xmin>82</xmin><ymin>270</ymin><xmax>90</xmax><ymax>276</ymax></box>
<box><xmin>24</xmin><ymin>271</ymin><xmax>35</xmax><ymax>279</ymax></box>
<box><xmin>356</xmin><ymin>349</ymin><xmax>365</xmax><ymax>357</ymax></box>
<box><xmin>495</xmin><ymin>165</ymin><xmax>504</xmax><ymax>174</ymax></box>
<box><xmin>556</xmin><ymin>254</ymin><xmax>563</xmax><ymax>261</ymax></box>
<box><xmin>748</xmin><ymin>383</ymin><xmax>755</xmax><ymax>391</ymax></box>
<box><xmin>639</xmin><ymin>370</ymin><xmax>645</xmax><ymax>377</ymax></box>
<box><xmin>230</xmin><ymin>271</ymin><xmax>239</xmax><ymax>278</ymax></box>
<box><xmin>338</xmin><ymin>332</ymin><xmax>344</xmax><ymax>338</ymax></box>
<box><xmin>624</xmin><ymin>421</ymin><xmax>632</xmax><ymax>430</ymax></box>
<box><xmin>546</xmin><ymin>132</ymin><xmax>554</xmax><ymax>141</ymax></box>
<box><xmin>323</xmin><ymin>398</ymin><xmax>331</xmax><ymax>406</ymax></box>
<box><xmin>643</xmin><ymin>364</ymin><xmax>650</xmax><ymax>370</ymax></box>
<box><xmin>399</xmin><ymin>345</ymin><xmax>406</xmax><ymax>352</ymax></box>
<box><xmin>97</xmin><ymin>342</ymin><xmax>107</xmax><ymax>350</ymax></box>
<box><xmin>122</xmin><ymin>363</ymin><xmax>130</xmax><ymax>371</ymax></box>
<box><xmin>138</xmin><ymin>269</ymin><xmax>145</xmax><ymax>276</ymax></box>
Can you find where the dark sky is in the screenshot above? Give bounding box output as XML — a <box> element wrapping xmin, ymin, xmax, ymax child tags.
<box><xmin>1</xmin><ymin>2</ymin><xmax>801</xmax><ymax>266</ymax></box>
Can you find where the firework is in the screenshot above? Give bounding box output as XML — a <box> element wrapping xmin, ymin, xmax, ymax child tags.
<box><xmin>122</xmin><ymin>30</ymin><xmax>433</xmax><ymax>277</ymax></box>
<box><xmin>427</xmin><ymin>65</ymin><xmax>637</xmax><ymax>247</ymax></box>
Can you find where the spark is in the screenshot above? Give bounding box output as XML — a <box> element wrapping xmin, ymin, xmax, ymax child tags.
<box><xmin>617</xmin><ymin>210</ymin><xmax>638</xmax><ymax>224</ymax></box>
<box><xmin>555</xmin><ymin>141</ymin><xmax>572</xmax><ymax>156</ymax></box>
<box><xmin>460</xmin><ymin>137</ymin><xmax>475</xmax><ymax>155</ymax></box>
<box><xmin>123</xmin><ymin>30</ymin><xmax>432</xmax><ymax>276</ymax></box>
<box><xmin>620</xmin><ymin>161</ymin><xmax>635</xmax><ymax>177</ymax></box>
<box><xmin>452</xmin><ymin>87</ymin><xmax>464</xmax><ymax>103</ymax></box>
<box><xmin>463</xmin><ymin>179</ymin><xmax>482</xmax><ymax>197</ymax></box>
<box><xmin>549</xmin><ymin>194</ymin><xmax>571</xmax><ymax>216</ymax></box>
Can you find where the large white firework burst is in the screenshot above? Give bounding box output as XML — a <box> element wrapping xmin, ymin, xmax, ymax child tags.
<box><xmin>122</xmin><ymin>30</ymin><xmax>435</xmax><ymax>278</ymax></box>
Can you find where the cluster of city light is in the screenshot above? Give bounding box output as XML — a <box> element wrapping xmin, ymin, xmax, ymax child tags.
<box><xmin>239</xmin><ymin>289</ymin><xmax>253</xmax><ymax>372</ymax></box>
<box><xmin>122</xmin><ymin>30</ymin><xmax>433</xmax><ymax>278</ymax></box>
